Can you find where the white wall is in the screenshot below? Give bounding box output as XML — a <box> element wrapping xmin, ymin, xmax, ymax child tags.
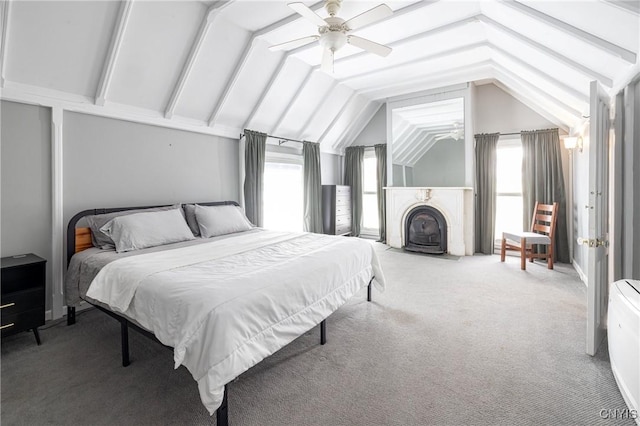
<box><xmin>1</xmin><ymin>101</ymin><xmax>53</xmax><ymax>309</ymax></box>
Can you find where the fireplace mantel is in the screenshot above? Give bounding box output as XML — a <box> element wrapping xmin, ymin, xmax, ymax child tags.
<box><xmin>384</xmin><ymin>187</ymin><xmax>474</xmax><ymax>256</ymax></box>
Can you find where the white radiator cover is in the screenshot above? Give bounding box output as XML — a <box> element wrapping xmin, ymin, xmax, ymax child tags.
<box><xmin>384</xmin><ymin>187</ymin><xmax>474</xmax><ymax>256</ymax></box>
<box><xmin>608</xmin><ymin>279</ymin><xmax>640</xmax><ymax>424</ymax></box>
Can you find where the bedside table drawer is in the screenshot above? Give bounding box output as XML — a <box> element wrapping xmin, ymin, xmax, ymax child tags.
<box><xmin>1</xmin><ymin>288</ymin><xmax>45</xmax><ymax>316</ymax></box>
<box><xmin>1</xmin><ymin>307</ymin><xmax>45</xmax><ymax>337</ymax></box>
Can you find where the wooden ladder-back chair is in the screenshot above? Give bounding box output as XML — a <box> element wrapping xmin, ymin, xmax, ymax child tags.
<box><xmin>500</xmin><ymin>202</ymin><xmax>559</xmax><ymax>270</ymax></box>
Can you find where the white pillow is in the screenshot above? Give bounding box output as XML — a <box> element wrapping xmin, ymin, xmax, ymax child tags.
<box><xmin>100</xmin><ymin>208</ymin><xmax>195</xmax><ymax>253</ymax></box>
<box><xmin>195</xmin><ymin>204</ymin><xmax>253</xmax><ymax>238</ymax></box>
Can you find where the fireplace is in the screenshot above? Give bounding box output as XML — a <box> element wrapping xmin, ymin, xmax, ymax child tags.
<box><xmin>385</xmin><ymin>187</ymin><xmax>473</xmax><ymax>256</ymax></box>
<box><xmin>404</xmin><ymin>206</ymin><xmax>448</xmax><ymax>254</ymax></box>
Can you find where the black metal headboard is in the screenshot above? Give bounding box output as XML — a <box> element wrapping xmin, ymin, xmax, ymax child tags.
<box><xmin>66</xmin><ymin>201</ymin><xmax>240</xmax><ymax>266</ymax></box>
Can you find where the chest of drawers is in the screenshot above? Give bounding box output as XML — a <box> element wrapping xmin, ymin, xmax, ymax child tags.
<box><xmin>322</xmin><ymin>185</ymin><xmax>352</xmax><ymax>236</ymax></box>
<box><xmin>1</xmin><ymin>254</ymin><xmax>46</xmax><ymax>345</ymax></box>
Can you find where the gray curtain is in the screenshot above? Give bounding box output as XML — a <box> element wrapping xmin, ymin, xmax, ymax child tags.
<box><xmin>344</xmin><ymin>146</ymin><xmax>365</xmax><ymax>237</ymax></box>
<box><xmin>374</xmin><ymin>144</ymin><xmax>387</xmax><ymax>243</ymax></box>
<box><xmin>521</xmin><ymin>128</ymin><xmax>569</xmax><ymax>263</ymax></box>
<box><xmin>474</xmin><ymin>133</ymin><xmax>499</xmax><ymax>254</ymax></box>
<box><xmin>303</xmin><ymin>141</ymin><xmax>323</xmax><ymax>233</ymax></box>
<box><xmin>243</xmin><ymin>129</ymin><xmax>266</xmax><ymax>227</ymax></box>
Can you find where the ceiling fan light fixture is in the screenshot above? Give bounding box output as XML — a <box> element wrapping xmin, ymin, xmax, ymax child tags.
<box><xmin>319</xmin><ymin>31</ymin><xmax>347</xmax><ymax>52</ymax></box>
<box><xmin>277</xmin><ymin>0</ymin><xmax>393</xmax><ymax>71</ymax></box>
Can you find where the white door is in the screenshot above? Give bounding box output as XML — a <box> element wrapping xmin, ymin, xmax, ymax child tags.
<box><xmin>585</xmin><ymin>80</ymin><xmax>611</xmax><ymax>356</ymax></box>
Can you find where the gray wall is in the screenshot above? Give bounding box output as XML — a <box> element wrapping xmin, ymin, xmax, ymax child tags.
<box><xmin>63</xmin><ymin>111</ymin><xmax>239</xmax><ymax>238</ymax></box>
<box><xmin>351</xmin><ymin>104</ymin><xmax>386</xmax><ymax>146</ymax></box>
<box><xmin>411</xmin><ymin>138</ymin><xmax>465</xmax><ymax>187</ymax></box>
<box><xmin>392</xmin><ymin>164</ymin><xmax>404</xmax><ymax>186</ymax></box>
<box><xmin>321</xmin><ymin>152</ymin><xmax>342</xmax><ymax>185</ymax></box>
<box><xmin>1</xmin><ymin>101</ymin><xmax>53</xmax><ymax>309</ymax></box>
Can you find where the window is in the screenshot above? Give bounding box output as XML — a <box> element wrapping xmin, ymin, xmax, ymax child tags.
<box><xmin>494</xmin><ymin>139</ymin><xmax>523</xmax><ymax>244</ymax></box>
<box><xmin>362</xmin><ymin>149</ymin><xmax>379</xmax><ymax>234</ymax></box>
<box><xmin>263</xmin><ymin>154</ymin><xmax>303</xmax><ymax>232</ymax></box>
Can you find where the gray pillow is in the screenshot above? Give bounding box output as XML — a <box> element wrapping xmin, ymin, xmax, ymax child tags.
<box><xmin>86</xmin><ymin>204</ymin><xmax>182</xmax><ymax>249</ymax></box>
<box><xmin>100</xmin><ymin>208</ymin><xmax>195</xmax><ymax>253</ymax></box>
<box><xmin>183</xmin><ymin>204</ymin><xmax>200</xmax><ymax>237</ymax></box>
<box><xmin>195</xmin><ymin>204</ymin><xmax>253</xmax><ymax>238</ymax></box>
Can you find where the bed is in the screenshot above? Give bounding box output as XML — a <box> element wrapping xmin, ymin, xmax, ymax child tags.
<box><xmin>64</xmin><ymin>201</ymin><xmax>385</xmax><ymax>425</ymax></box>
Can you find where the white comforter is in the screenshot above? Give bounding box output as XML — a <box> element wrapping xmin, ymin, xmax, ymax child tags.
<box><xmin>86</xmin><ymin>230</ymin><xmax>385</xmax><ymax>414</ymax></box>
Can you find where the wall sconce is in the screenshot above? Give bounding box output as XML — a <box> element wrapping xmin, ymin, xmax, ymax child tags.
<box><xmin>563</xmin><ymin>136</ymin><xmax>583</xmax><ymax>153</ymax></box>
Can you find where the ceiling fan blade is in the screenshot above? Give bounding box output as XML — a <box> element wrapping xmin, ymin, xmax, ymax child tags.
<box><xmin>344</xmin><ymin>4</ymin><xmax>393</xmax><ymax>30</ymax></box>
<box><xmin>288</xmin><ymin>2</ymin><xmax>327</xmax><ymax>27</ymax></box>
<box><xmin>347</xmin><ymin>35</ymin><xmax>392</xmax><ymax>57</ymax></box>
<box><xmin>269</xmin><ymin>35</ymin><xmax>319</xmax><ymax>51</ymax></box>
<box><xmin>321</xmin><ymin>48</ymin><xmax>334</xmax><ymax>73</ymax></box>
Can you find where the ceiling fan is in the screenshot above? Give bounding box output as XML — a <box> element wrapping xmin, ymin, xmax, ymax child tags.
<box><xmin>435</xmin><ymin>123</ymin><xmax>464</xmax><ymax>141</ymax></box>
<box><xmin>269</xmin><ymin>0</ymin><xmax>393</xmax><ymax>73</ymax></box>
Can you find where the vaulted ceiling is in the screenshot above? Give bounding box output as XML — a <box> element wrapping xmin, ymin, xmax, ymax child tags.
<box><xmin>1</xmin><ymin>1</ymin><xmax>638</xmax><ymax>154</ymax></box>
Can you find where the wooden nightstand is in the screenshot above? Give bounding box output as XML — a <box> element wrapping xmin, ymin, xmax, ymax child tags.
<box><xmin>1</xmin><ymin>254</ymin><xmax>46</xmax><ymax>345</ymax></box>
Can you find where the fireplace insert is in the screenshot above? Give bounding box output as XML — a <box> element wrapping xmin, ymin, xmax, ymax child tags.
<box><xmin>404</xmin><ymin>206</ymin><xmax>447</xmax><ymax>254</ymax></box>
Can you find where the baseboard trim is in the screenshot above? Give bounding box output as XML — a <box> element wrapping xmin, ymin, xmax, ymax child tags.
<box><xmin>572</xmin><ymin>258</ymin><xmax>587</xmax><ymax>286</ymax></box>
<box><xmin>45</xmin><ymin>301</ymin><xmax>92</xmax><ymax>321</ymax></box>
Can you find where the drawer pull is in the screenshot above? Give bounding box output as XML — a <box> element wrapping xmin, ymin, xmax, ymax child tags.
<box><xmin>0</xmin><ymin>302</ymin><xmax>15</xmax><ymax>309</ymax></box>
<box><xmin>0</xmin><ymin>323</ymin><xmax>15</xmax><ymax>330</ymax></box>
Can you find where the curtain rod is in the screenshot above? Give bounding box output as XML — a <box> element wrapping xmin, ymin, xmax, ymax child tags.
<box><xmin>239</xmin><ymin>132</ymin><xmax>316</xmax><ymax>146</ymax></box>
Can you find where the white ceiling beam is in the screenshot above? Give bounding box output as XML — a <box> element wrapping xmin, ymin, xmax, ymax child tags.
<box><xmin>492</xmin><ymin>67</ymin><xmax>575</xmax><ymax>131</ymax></box>
<box><xmin>209</xmin><ymin>1</ymin><xmax>324</xmax><ymax>127</ymax></box>
<box><xmin>1</xmin><ymin>81</ymin><xmax>242</xmax><ymax>140</ymax></box>
<box><xmin>164</xmin><ymin>2</ymin><xmax>234</xmax><ymax>119</ymax></box>
<box><xmin>296</xmin><ymin>79</ymin><xmax>337</xmax><ymax>140</ymax></box>
<box><xmin>242</xmin><ymin>55</ymin><xmax>288</xmax><ymax>131</ymax></box>
<box><xmin>603</xmin><ymin>0</ymin><xmax>640</xmax><ymax>15</ymax></box>
<box><xmin>399</xmin><ymin>130</ymin><xmax>431</xmax><ymax>166</ymax></box>
<box><xmin>340</xmin><ymin>40</ymin><xmax>487</xmax><ymax>84</ymax></box>
<box><xmin>394</xmin><ymin>127</ymin><xmax>426</xmax><ymax>159</ymax></box>
<box><xmin>324</xmin><ymin>14</ymin><xmax>480</xmax><ymax>71</ymax></box>
<box><xmin>360</xmin><ymin>60</ymin><xmax>494</xmax><ymax>99</ymax></box>
<box><xmin>478</xmin><ymin>15</ymin><xmax>614</xmax><ymax>87</ymax></box>
<box><xmin>391</xmin><ymin>117</ymin><xmax>414</xmax><ymax>150</ymax></box>
<box><xmin>0</xmin><ymin>0</ymin><xmax>11</xmax><ymax>88</ymax></box>
<box><xmin>505</xmin><ymin>0</ymin><xmax>636</xmax><ymax>63</ymax></box>
<box><xmin>490</xmin><ymin>45</ymin><xmax>589</xmax><ymax>104</ymax></box>
<box><xmin>334</xmin><ymin>100</ymin><xmax>381</xmax><ymax>150</ymax></box>
<box><xmin>493</xmin><ymin>79</ymin><xmax>570</xmax><ymax>133</ymax></box>
<box><xmin>270</xmin><ymin>67</ymin><xmax>314</xmax><ymax>135</ymax></box>
<box><xmin>394</xmin><ymin>125</ymin><xmax>455</xmax><ymax>162</ymax></box>
<box><xmin>207</xmin><ymin>38</ymin><xmax>259</xmax><ymax>126</ymax></box>
<box><xmin>492</xmin><ymin>61</ymin><xmax>582</xmax><ymax>120</ymax></box>
<box><xmin>395</xmin><ymin>128</ymin><xmax>425</xmax><ymax>163</ymax></box>
<box><xmin>407</xmin><ymin>134</ymin><xmax>439</xmax><ymax>167</ymax></box>
<box><xmin>94</xmin><ymin>0</ymin><xmax>134</xmax><ymax>106</ymax></box>
<box><xmin>318</xmin><ymin>92</ymin><xmax>356</xmax><ymax>145</ymax></box>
